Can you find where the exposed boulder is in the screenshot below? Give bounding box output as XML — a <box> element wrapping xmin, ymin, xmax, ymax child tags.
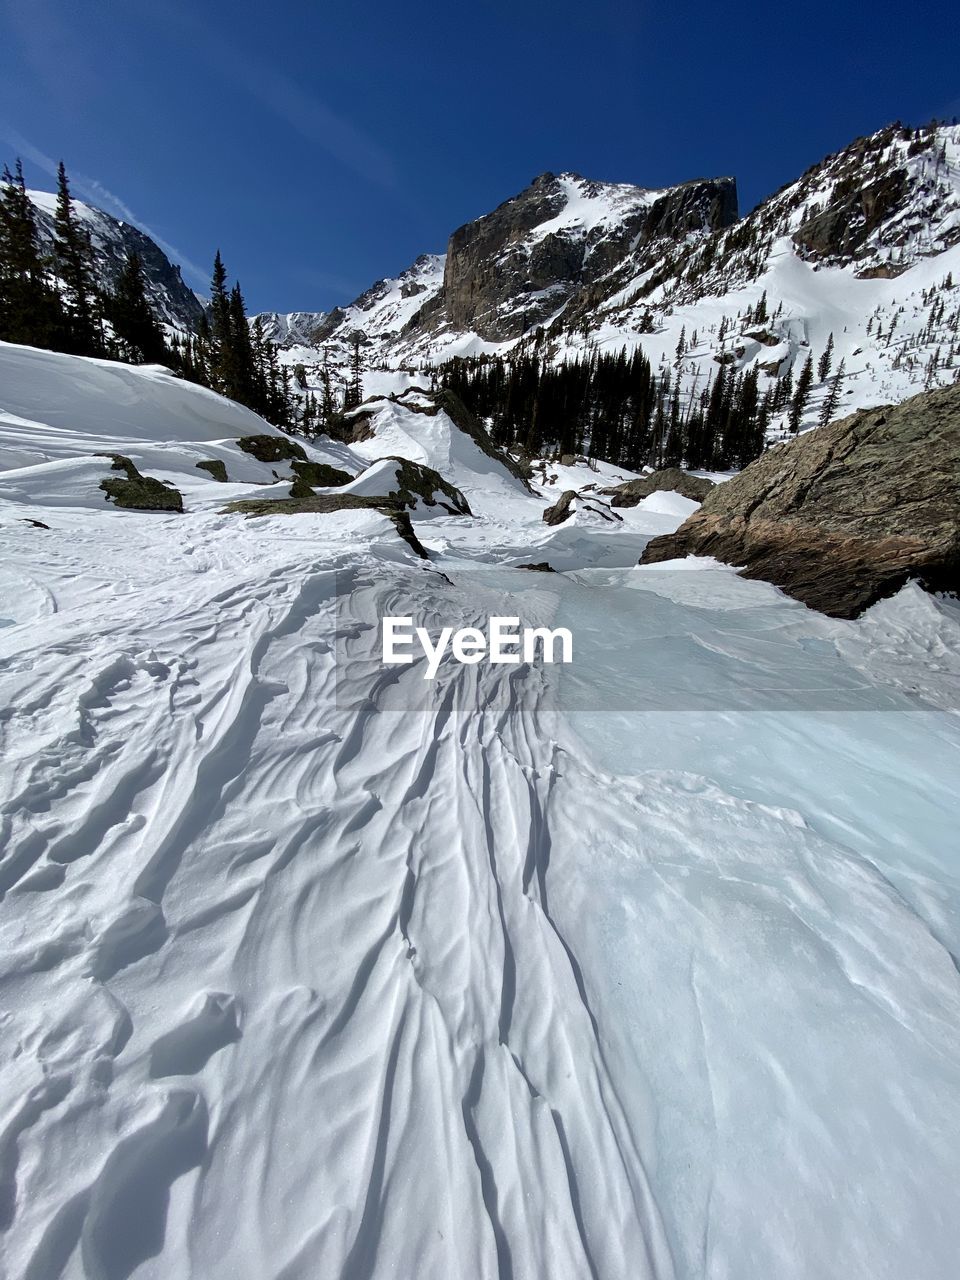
<box><xmin>540</xmin><ymin>490</ymin><xmax>622</xmax><ymax>526</ymax></box>
<box><xmin>543</xmin><ymin>490</ymin><xmax>577</xmax><ymax>526</ymax></box>
<box><xmin>603</xmin><ymin>468</ymin><xmax>715</xmax><ymax>506</ymax></box>
<box><xmin>325</xmin><ymin>407</ymin><xmax>377</xmax><ymax>444</ymax></box>
<box><xmin>222</xmin><ymin>492</ymin><xmax>429</xmax><ymax>558</ymax></box>
<box><xmin>381</xmin><ymin>457</ymin><xmax>471</xmax><ymax>515</ymax></box>
<box><xmin>288</xmin><ymin>460</ymin><xmax>352</xmax><ymax>499</ymax></box>
<box><xmin>640</xmin><ymin>383</ymin><xmax>960</xmax><ymax>617</ymax></box>
<box><xmin>236</xmin><ymin>434</ymin><xmax>307</xmax><ymax>464</ymax></box>
<box><xmin>99</xmin><ymin>454</ymin><xmax>183</xmax><ymax>513</ymax></box>
<box><xmin>196</xmin><ymin>459</ymin><xmax>228</xmax><ymax>483</ymax></box>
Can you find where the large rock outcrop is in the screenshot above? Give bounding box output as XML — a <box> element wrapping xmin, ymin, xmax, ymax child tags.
<box><xmin>640</xmin><ymin>383</ymin><xmax>960</xmax><ymax>617</ymax></box>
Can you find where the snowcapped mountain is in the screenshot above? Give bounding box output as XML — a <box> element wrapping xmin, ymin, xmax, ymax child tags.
<box><xmin>429</xmin><ymin>170</ymin><xmax>737</xmax><ymax>344</ymax></box>
<box><xmin>26</xmin><ymin>190</ymin><xmax>206</xmax><ymax>332</ymax></box>
<box><xmin>258</xmin><ymin>254</ymin><xmax>445</xmax><ymax>354</ymax></box>
<box><xmin>261</xmin><ymin>122</ymin><xmax>960</xmax><ymax>436</ymax></box>
<box><xmin>257</xmin><ymin>171</ymin><xmax>736</xmax><ymax>364</ymax></box>
<box><xmin>561</xmin><ymin>120</ymin><xmax>960</xmax><ymax>430</ymax></box>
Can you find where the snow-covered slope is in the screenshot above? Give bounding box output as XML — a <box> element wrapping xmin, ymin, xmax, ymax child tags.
<box><xmin>257</xmin><ymin>254</ymin><xmax>446</xmax><ymax>370</ymax></box>
<box><xmin>0</xmin><ymin>341</ymin><xmax>365</xmax><ymax>510</ymax></box>
<box><xmin>2</xmin><ymin>343</ymin><xmax>960</xmax><ymax>1279</ymax></box>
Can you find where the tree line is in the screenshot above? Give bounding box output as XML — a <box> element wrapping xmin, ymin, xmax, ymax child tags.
<box><xmin>0</xmin><ymin>157</ymin><xmax>300</xmax><ymax>431</ymax></box>
<box><xmin>438</xmin><ymin>349</ymin><xmax>772</xmax><ymax>471</ymax></box>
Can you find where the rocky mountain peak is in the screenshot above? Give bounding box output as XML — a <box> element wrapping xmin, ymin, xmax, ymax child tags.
<box><xmin>438</xmin><ymin>169</ymin><xmax>738</xmax><ymax>342</ymax></box>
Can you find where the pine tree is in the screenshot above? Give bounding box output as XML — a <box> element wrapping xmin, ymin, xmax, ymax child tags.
<box><xmin>818</xmin><ymin>332</ymin><xmax>834</xmax><ymax>381</ymax></box>
<box><xmin>106</xmin><ymin>250</ymin><xmax>168</xmax><ymax>364</ymax></box>
<box><xmin>0</xmin><ymin>159</ymin><xmax>63</xmax><ymax>347</ymax></box>
<box><xmin>344</xmin><ymin>333</ymin><xmax>364</xmax><ymax>410</ymax></box>
<box><xmin>818</xmin><ymin>358</ymin><xmax>845</xmax><ymax>427</ymax></box>
<box><xmin>789</xmin><ymin>354</ymin><xmax>814</xmax><ymax>433</ymax></box>
<box><xmin>228</xmin><ymin>281</ymin><xmax>256</xmax><ymax>406</ymax></box>
<box><xmin>320</xmin><ymin>347</ymin><xmax>337</xmax><ymax>425</ymax></box>
<box><xmin>52</xmin><ymin>161</ymin><xmax>101</xmax><ymax>354</ymax></box>
<box><xmin>208</xmin><ymin>250</ymin><xmax>235</xmax><ymax>394</ymax></box>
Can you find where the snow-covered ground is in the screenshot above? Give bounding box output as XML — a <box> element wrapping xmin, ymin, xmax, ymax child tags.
<box><xmin>2</xmin><ymin>343</ymin><xmax>960</xmax><ymax>1279</ymax></box>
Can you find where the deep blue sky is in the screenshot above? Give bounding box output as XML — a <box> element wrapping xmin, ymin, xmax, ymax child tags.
<box><xmin>1</xmin><ymin>0</ymin><xmax>957</xmax><ymax>314</ymax></box>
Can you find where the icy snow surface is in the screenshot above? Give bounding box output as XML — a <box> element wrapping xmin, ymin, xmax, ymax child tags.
<box><xmin>2</xmin><ymin>343</ymin><xmax>960</xmax><ymax>1280</ymax></box>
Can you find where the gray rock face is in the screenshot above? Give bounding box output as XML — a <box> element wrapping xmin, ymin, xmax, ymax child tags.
<box><xmin>603</xmin><ymin>468</ymin><xmax>715</xmax><ymax>506</ymax></box>
<box><xmin>640</xmin><ymin>383</ymin><xmax>960</xmax><ymax>617</ymax></box>
<box><xmin>440</xmin><ymin>172</ymin><xmax>737</xmax><ymax>342</ymax></box>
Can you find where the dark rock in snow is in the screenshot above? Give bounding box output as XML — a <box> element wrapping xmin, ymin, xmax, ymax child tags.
<box><xmin>382</xmin><ymin>457</ymin><xmax>472</xmax><ymax>515</ymax></box>
<box><xmin>236</xmin><ymin>435</ymin><xmax>307</xmax><ymax>464</ymax></box>
<box><xmin>223</xmin><ymin>491</ymin><xmax>430</xmax><ymax>559</ymax></box>
<box><xmin>542</xmin><ymin>490</ymin><xmax>577</xmax><ymax>526</ymax></box>
<box><xmin>99</xmin><ymin>455</ymin><xmax>183</xmax><ymax>513</ymax></box>
<box><xmin>640</xmin><ymin>382</ymin><xmax>960</xmax><ymax>617</ymax></box>
<box><xmin>603</xmin><ymin>468</ymin><xmax>715</xmax><ymax>506</ymax></box>
<box><xmin>196</xmin><ymin>460</ymin><xmax>228</xmax><ymax>483</ymax></box>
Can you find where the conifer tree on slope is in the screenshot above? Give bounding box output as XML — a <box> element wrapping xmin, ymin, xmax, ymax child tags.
<box><xmin>344</xmin><ymin>333</ymin><xmax>364</xmax><ymax>411</ymax></box>
<box><xmin>789</xmin><ymin>353</ymin><xmax>814</xmax><ymax>433</ymax></box>
<box><xmin>319</xmin><ymin>347</ymin><xmax>338</xmax><ymax>427</ymax></box>
<box><xmin>53</xmin><ymin>161</ymin><xmax>101</xmax><ymax>355</ymax></box>
<box><xmin>209</xmin><ymin>250</ymin><xmax>237</xmax><ymax>397</ymax></box>
<box><xmin>818</xmin><ymin>332</ymin><xmax>834</xmax><ymax>381</ymax></box>
<box><xmin>818</xmin><ymin>358</ymin><xmax>846</xmax><ymax>427</ymax></box>
<box><xmin>228</xmin><ymin>281</ymin><xmax>257</xmax><ymax>408</ymax></box>
<box><xmin>0</xmin><ymin>160</ymin><xmax>63</xmax><ymax>348</ymax></box>
<box><xmin>107</xmin><ymin>250</ymin><xmax>168</xmax><ymax>365</ymax></box>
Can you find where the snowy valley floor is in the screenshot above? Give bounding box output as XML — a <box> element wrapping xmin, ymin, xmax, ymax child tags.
<box><xmin>3</xmin><ymin>501</ymin><xmax>960</xmax><ymax>1280</ymax></box>
<box><xmin>2</xmin><ymin>353</ymin><xmax>960</xmax><ymax>1280</ymax></box>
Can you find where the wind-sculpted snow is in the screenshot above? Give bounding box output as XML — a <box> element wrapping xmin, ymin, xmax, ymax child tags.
<box><xmin>0</xmin><ymin>529</ymin><xmax>676</xmax><ymax>1279</ymax></box>
<box><xmin>3</xmin><ymin>510</ymin><xmax>960</xmax><ymax>1278</ymax></box>
<box><xmin>2</xmin><ymin>354</ymin><xmax>960</xmax><ymax>1278</ymax></box>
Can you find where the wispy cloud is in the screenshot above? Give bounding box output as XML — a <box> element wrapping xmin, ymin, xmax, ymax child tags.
<box><xmin>0</xmin><ymin>122</ymin><xmax>210</xmax><ymax>288</ymax></box>
<box><xmin>217</xmin><ymin>48</ymin><xmax>401</xmax><ymax>193</ymax></box>
<box><xmin>130</xmin><ymin>1</ymin><xmax>403</xmax><ymax>196</ymax></box>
